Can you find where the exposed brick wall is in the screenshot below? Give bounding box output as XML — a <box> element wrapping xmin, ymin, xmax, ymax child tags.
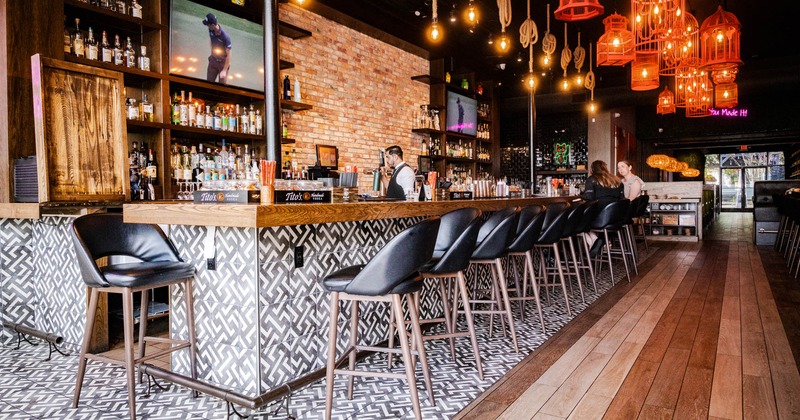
<box><xmin>279</xmin><ymin>5</ymin><xmax>429</xmax><ymax>190</ymax></box>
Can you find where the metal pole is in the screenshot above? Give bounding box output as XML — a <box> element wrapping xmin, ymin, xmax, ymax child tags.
<box><xmin>264</xmin><ymin>0</ymin><xmax>281</xmax><ymax>165</ymax></box>
<box><xmin>529</xmin><ymin>88</ymin><xmax>536</xmax><ymax>191</ymax></box>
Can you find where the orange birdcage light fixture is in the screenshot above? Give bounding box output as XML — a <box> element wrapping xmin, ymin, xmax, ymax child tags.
<box><xmin>674</xmin><ymin>58</ymin><xmax>700</xmax><ymax>108</ymax></box>
<box><xmin>646</xmin><ymin>154</ymin><xmax>671</xmax><ymax>169</ymax></box>
<box><xmin>632</xmin><ymin>0</ymin><xmax>684</xmax><ymax>53</ymax></box>
<box><xmin>597</xmin><ymin>14</ymin><xmax>634</xmax><ymax>66</ymax></box>
<box><xmin>711</xmin><ymin>65</ymin><xmax>737</xmax><ymax>84</ymax></box>
<box><xmin>686</xmin><ymin>70</ymin><xmax>711</xmax><ymax>117</ymax></box>
<box><xmin>715</xmin><ymin>82</ymin><xmax>738</xmax><ymax>108</ymax></box>
<box><xmin>631</xmin><ymin>52</ymin><xmax>659</xmax><ymax>91</ymax></box>
<box><xmin>700</xmin><ymin>6</ymin><xmax>742</xmax><ymax>71</ymax></box>
<box><xmin>554</xmin><ymin>0</ymin><xmax>604</xmax><ymax>22</ymax></box>
<box><xmin>660</xmin><ymin>11</ymin><xmax>698</xmax><ymax>76</ymax></box>
<box><xmin>657</xmin><ymin>85</ymin><xmax>676</xmax><ymax>114</ymax></box>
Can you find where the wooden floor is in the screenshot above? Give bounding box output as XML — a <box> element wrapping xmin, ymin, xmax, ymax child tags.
<box><xmin>456</xmin><ymin>213</ymin><xmax>800</xmax><ymax>419</ymax></box>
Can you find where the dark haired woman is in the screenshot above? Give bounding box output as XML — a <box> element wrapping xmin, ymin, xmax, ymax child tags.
<box><xmin>581</xmin><ymin>160</ymin><xmax>624</xmax><ymax>255</ymax></box>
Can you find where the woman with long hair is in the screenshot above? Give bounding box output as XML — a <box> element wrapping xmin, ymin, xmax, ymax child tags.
<box><xmin>617</xmin><ymin>160</ymin><xmax>644</xmax><ymax>200</ymax></box>
<box><xmin>581</xmin><ymin>160</ymin><xmax>624</xmax><ymax>255</ymax></box>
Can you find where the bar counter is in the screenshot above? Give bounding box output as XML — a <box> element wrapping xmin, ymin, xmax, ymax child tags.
<box><xmin>122</xmin><ymin>196</ymin><xmax>573</xmax><ymax>227</ymax></box>
<box><xmin>2</xmin><ymin>196</ymin><xmax>574</xmax><ymax>396</ymax></box>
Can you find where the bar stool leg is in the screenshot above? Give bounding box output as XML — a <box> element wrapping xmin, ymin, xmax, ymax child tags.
<box><xmin>603</xmin><ymin>230</ymin><xmax>615</xmax><ymax>286</ymax></box>
<box><xmin>122</xmin><ymin>289</ymin><xmax>137</xmax><ymax>420</ymax></box>
<box><xmin>616</xmin><ymin>230</ymin><xmax>631</xmax><ymax>283</ymax></box>
<box><xmin>347</xmin><ymin>300</ymin><xmax>360</xmax><ymax>400</ymax></box>
<box><xmin>456</xmin><ymin>271</ymin><xmax>484</xmax><ymax>379</ymax></box>
<box><xmin>567</xmin><ymin>237</ymin><xmax>585</xmax><ymax>303</ymax></box>
<box><xmin>391</xmin><ymin>294</ymin><xmax>423</xmax><ymax>420</ymax></box>
<box><xmin>407</xmin><ymin>294</ymin><xmax>435</xmax><ymax>406</ymax></box>
<box><xmin>495</xmin><ymin>259</ymin><xmax>519</xmax><ymax>353</ymax></box>
<box><xmin>580</xmin><ymin>234</ymin><xmax>598</xmax><ymax>294</ymax></box>
<box><xmin>185</xmin><ymin>280</ymin><xmax>198</xmax><ymax>382</ymax></box>
<box><xmin>73</xmin><ymin>287</ymin><xmax>100</xmax><ymax>408</ymax></box>
<box><xmin>137</xmin><ymin>289</ymin><xmax>149</xmax><ymax>384</ymax></box>
<box><xmin>524</xmin><ymin>251</ymin><xmax>546</xmax><ymax>332</ymax></box>
<box><xmin>488</xmin><ymin>263</ymin><xmax>507</xmax><ymax>338</ymax></box>
<box><xmin>324</xmin><ymin>292</ymin><xmax>340</xmax><ymax>420</ymax></box>
<box><xmin>626</xmin><ymin>226</ymin><xmax>639</xmax><ymax>276</ymax></box>
<box><xmin>552</xmin><ymin>244</ymin><xmax>571</xmax><ymax>316</ymax></box>
<box><xmin>437</xmin><ymin>282</ymin><xmax>456</xmax><ymax>361</ymax></box>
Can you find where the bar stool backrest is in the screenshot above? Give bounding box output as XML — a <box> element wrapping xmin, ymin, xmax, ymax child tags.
<box><xmin>625</xmin><ymin>196</ymin><xmax>645</xmax><ymax>224</ymax></box>
<box><xmin>71</xmin><ymin>213</ymin><xmax>183</xmax><ymax>288</ymax></box>
<box><xmin>472</xmin><ymin>207</ymin><xmax>521</xmax><ymax>260</ymax></box>
<box><xmin>434</xmin><ymin>208</ymin><xmax>482</xmax><ymax>253</ymax></box>
<box><xmin>345</xmin><ymin>216</ymin><xmax>441</xmax><ymax>296</ymax></box>
<box><xmin>635</xmin><ymin>195</ymin><xmax>650</xmax><ymax>218</ymax></box>
<box><xmin>516</xmin><ymin>205</ymin><xmax>546</xmax><ymax>236</ymax></box>
<box><xmin>507</xmin><ymin>208</ymin><xmax>547</xmax><ymax>252</ymax></box>
<box><xmin>591</xmin><ymin>199</ymin><xmax>631</xmax><ymax>230</ymax></box>
<box><xmin>536</xmin><ymin>203</ymin><xmax>570</xmax><ymax>245</ymax></box>
<box><xmin>543</xmin><ymin>201</ymin><xmax>570</xmax><ymax>226</ymax></box>
<box><xmin>561</xmin><ymin>201</ymin><xmax>589</xmax><ymax>238</ymax></box>
<box><xmin>576</xmin><ymin>200</ymin><xmax>600</xmax><ymax>233</ymax></box>
<box><xmin>428</xmin><ymin>215</ymin><xmax>483</xmax><ymax>274</ymax></box>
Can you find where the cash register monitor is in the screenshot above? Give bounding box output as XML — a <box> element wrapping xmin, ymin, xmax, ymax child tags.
<box><xmin>316</xmin><ymin>145</ymin><xmax>339</xmax><ymax>170</ymax></box>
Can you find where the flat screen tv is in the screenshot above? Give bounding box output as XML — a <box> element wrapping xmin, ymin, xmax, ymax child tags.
<box><xmin>170</xmin><ymin>0</ymin><xmax>264</xmax><ymax>92</ymax></box>
<box><xmin>445</xmin><ymin>90</ymin><xmax>478</xmax><ymax>137</ymax></box>
<box><xmin>316</xmin><ymin>145</ymin><xmax>339</xmax><ymax>170</ymax></box>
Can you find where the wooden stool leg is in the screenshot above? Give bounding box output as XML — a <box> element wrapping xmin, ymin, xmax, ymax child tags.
<box><xmin>407</xmin><ymin>293</ymin><xmax>435</xmax><ymax>406</ymax></box>
<box><xmin>122</xmin><ymin>289</ymin><xmax>137</xmax><ymax>420</ymax></box>
<box><xmin>387</xmin><ymin>298</ymin><xmax>396</xmax><ymax>369</ymax></box>
<box><xmin>617</xmin><ymin>230</ymin><xmax>631</xmax><ymax>283</ymax></box>
<box><xmin>438</xmin><ymin>281</ymin><xmax>456</xmax><ymax>361</ymax></box>
<box><xmin>392</xmin><ymin>294</ymin><xmax>422</xmax><ymax>420</ymax></box>
<box><xmin>604</xmin><ymin>230</ymin><xmax>615</xmax><ymax>286</ymax></box>
<box><xmin>553</xmin><ymin>244</ymin><xmax>571</xmax><ymax>316</ymax></box>
<box><xmin>185</xmin><ymin>280</ymin><xmax>198</xmax><ymax>381</ymax></box>
<box><xmin>495</xmin><ymin>259</ymin><xmax>519</xmax><ymax>353</ymax></box>
<box><xmin>324</xmin><ymin>292</ymin><xmax>340</xmax><ymax>420</ymax></box>
<box><xmin>568</xmin><ymin>237</ymin><xmax>585</xmax><ymax>303</ymax></box>
<box><xmin>346</xmin><ymin>300</ymin><xmax>359</xmax><ymax>400</ymax></box>
<box><xmin>73</xmin><ymin>287</ymin><xmax>100</xmax><ymax>408</ymax></box>
<box><xmin>524</xmin><ymin>251</ymin><xmax>546</xmax><ymax>333</ymax></box>
<box><xmin>457</xmin><ymin>271</ymin><xmax>483</xmax><ymax>380</ymax></box>
<box><xmin>137</xmin><ymin>289</ymin><xmax>149</xmax><ymax>384</ymax></box>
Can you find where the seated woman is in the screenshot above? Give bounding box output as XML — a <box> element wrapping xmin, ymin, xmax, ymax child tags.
<box><xmin>617</xmin><ymin>160</ymin><xmax>644</xmax><ymax>200</ymax></box>
<box><xmin>581</xmin><ymin>160</ymin><xmax>624</xmax><ymax>255</ymax></box>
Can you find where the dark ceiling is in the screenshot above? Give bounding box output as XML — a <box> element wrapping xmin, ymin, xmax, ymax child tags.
<box><xmin>314</xmin><ymin>0</ymin><xmax>800</xmax><ymax>99</ymax></box>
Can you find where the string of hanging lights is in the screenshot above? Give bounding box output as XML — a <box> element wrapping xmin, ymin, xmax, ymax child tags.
<box><xmin>542</xmin><ymin>4</ymin><xmax>557</xmax><ymax>68</ymax></box>
<box><xmin>560</xmin><ymin>24</ymin><xmax>573</xmax><ymax>90</ymax></box>
<box><xmin>519</xmin><ymin>0</ymin><xmax>539</xmax><ymax>89</ymax></box>
<box><xmin>573</xmin><ymin>32</ymin><xmax>586</xmax><ymax>86</ymax></box>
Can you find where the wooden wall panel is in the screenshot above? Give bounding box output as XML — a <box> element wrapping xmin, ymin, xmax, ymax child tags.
<box><xmin>0</xmin><ymin>0</ymin><xmax>62</xmax><ymax>202</ymax></box>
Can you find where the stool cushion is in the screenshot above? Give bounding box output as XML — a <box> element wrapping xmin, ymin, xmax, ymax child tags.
<box><xmin>100</xmin><ymin>261</ymin><xmax>195</xmax><ymax>288</ymax></box>
<box><xmin>320</xmin><ymin>264</ymin><xmax>424</xmax><ymax>295</ymax></box>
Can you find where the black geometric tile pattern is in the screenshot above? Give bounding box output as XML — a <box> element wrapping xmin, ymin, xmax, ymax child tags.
<box><xmin>0</xmin><ymin>244</ymin><xmax>654</xmax><ymax>419</ymax></box>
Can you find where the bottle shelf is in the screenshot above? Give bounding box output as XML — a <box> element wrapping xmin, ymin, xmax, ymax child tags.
<box><xmin>278</xmin><ymin>20</ymin><xmax>312</xmax><ymax>39</ymax></box>
<box><xmin>412</xmin><ymin>128</ymin><xmax>444</xmax><ymax>135</ymax></box>
<box><xmin>280</xmin><ymin>99</ymin><xmax>313</xmax><ymax>111</ymax></box>
<box><xmin>536</xmin><ymin>169</ymin><xmax>588</xmax><ymax>175</ymax></box>
<box><xmin>280</xmin><ymin>60</ymin><xmax>294</xmax><ymax>70</ymax></box>
<box><xmin>64</xmin><ymin>0</ymin><xmax>165</xmax><ymax>32</ymax></box>
<box><xmin>168</xmin><ymin>125</ymin><xmax>264</xmax><ymax>141</ymax></box>
<box><xmin>281</xmin><ymin>137</ymin><xmax>296</xmax><ymax>144</ymax></box>
<box><xmin>410</xmin><ymin>75</ymin><xmax>446</xmax><ymax>85</ymax></box>
<box><xmin>127</xmin><ymin>119</ymin><xmax>169</xmax><ymax>132</ymax></box>
<box><xmin>65</xmin><ymin>55</ymin><xmax>163</xmax><ymax>83</ymax></box>
<box><xmin>478</xmin><ymin>115</ymin><xmax>492</xmax><ymax>122</ymax></box>
<box><xmin>169</xmin><ymin>76</ymin><xmax>265</xmax><ymax>102</ymax></box>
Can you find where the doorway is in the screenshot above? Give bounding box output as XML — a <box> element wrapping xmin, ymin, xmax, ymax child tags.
<box><xmin>706</xmin><ymin>152</ymin><xmax>784</xmax><ymax>211</ymax></box>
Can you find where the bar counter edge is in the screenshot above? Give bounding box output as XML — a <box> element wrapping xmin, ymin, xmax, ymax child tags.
<box><xmin>123</xmin><ymin>196</ymin><xmax>577</xmax><ymax>227</ymax></box>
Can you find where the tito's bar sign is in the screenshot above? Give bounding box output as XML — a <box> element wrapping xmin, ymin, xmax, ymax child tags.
<box><xmin>275</xmin><ymin>190</ymin><xmax>332</xmax><ymax>203</ymax></box>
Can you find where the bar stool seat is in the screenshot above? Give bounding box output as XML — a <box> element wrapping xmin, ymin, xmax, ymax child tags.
<box><xmin>71</xmin><ymin>213</ymin><xmax>198</xmax><ymax>420</ymax></box>
<box><xmin>320</xmin><ymin>217</ymin><xmax>440</xmax><ymax>420</ymax></box>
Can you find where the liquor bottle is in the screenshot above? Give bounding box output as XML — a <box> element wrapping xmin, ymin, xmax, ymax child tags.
<box><xmin>116</xmin><ymin>0</ymin><xmax>127</xmax><ymax>14</ymax></box>
<box><xmin>204</xmin><ymin>105</ymin><xmax>213</xmax><ymax>129</ymax></box>
<box><xmin>129</xmin><ymin>0</ymin><xmax>142</xmax><ymax>18</ymax></box>
<box><xmin>137</xmin><ymin>45</ymin><xmax>150</xmax><ymax>71</ymax></box>
<box><xmin>255</xmin><ymin>109</ymin><xmax>263</xmax><ymax>135</ymax></box>
<box><xmin>85</xmin><ymin>28</ymin><xmax>98</xmax><ymax>60</ymax></box>
<box><xmin>421</xmin><ymin>139</ymin><xmax>428</xmax><ymax>156</ymax></box>
<box><xmin>293</xmin><ymin>77</ymin><xmax>301</xmax><ymax>102</ymax></box>
<box><xmin>213</xmin><ymin>109</ymin><xmax>222</xmax><ymax>131</ymax></box>
<box><xmin>182</xmin><ymin>146</ymin><xmax>192</xmax><ymax>182</ymax></box>
<box><xmin>282</xmin><ymin>120</ymin><xmax>288</xmax><ymax>138</ymax></box>
<box><xmin>63</xmin><ymin>18</ymin><xmax>72</xmax><ymax>55</ymax></box>
<box><xmin>171</xmin><ymin>144</ymin><xmax>181</xmax><ymax>181</ymax></box>
<box><xmin>283</xmin><ymin>75</ymin><xmax>291</xmax><ymax>100</ymax></box>
<box><xmin>100</xmin><ymin>0</ymin><xmax>112</xmax><ymax>10</ymax></box>
<box><xmin>72</xmin><ymin>19</ymin><xmax>84</xmax><ymax>58</ymax></box>
<box><xmin>171</xmin><ymin>93</ymin><xmax>180</xmax><ymax>124</ymax></box>
<box><xmin>229</xmin><ymin>105</ymin><xmax>238</xmax><ymax>132</ymax></box>
<box><xmin>140</xmin><ymin>94</ymin><xmax>153</xmax><ymax>122</ymax></box>
<box><xmin>100</xmin><ymin>31</ymin><xmax>112</xmax><ymax>63</ymax></box>
<box><xmin>195</xmin><ymin>104</ymin><xmax>205</xmax><ymax>129</ymax></box>
<box><xmin>248</xmin><ymin>105</ymin><xmax>256</xmax><ymax>135</ymax></box>
<box><xmin>113</xmin><ymin>34</ymin><xmax>123</xmax><ymax>65</ymax></box>
<box><xmin>129</xmin><ymin>141</ymin><xmax>141</xmax><ymax>200</ymax></box>
<box><xmin>221</xmin><ymin>106</ymin><xmax>229</xmax><ymax>130</ymax></box>
<box><xmin>240</xmin><ymin>106</ymin><xmax>249</xmax><ymax>134</ymax></box>
<box><xmin>188</xmin><ymin>92</ymin><xmax>196</xmax><ymax>126</ymax></box>
<box><xmin>124</xmin><ymin>37</ymin><xmax>135</xmax><ymax>68</ymax></box>
<box><xmin>178</xmin><ymin>91</ymin><xmax>188</xmax><ymax>126</ymax></box>
<box><xmin>146</xmin><ymin>148</ymin><xmax>158</xmax><ymax>186</ymax></box>
<box><xmin>127</xmin><ymin>97</ymin><xmax>139</xmax><ymax>120</ymax></box>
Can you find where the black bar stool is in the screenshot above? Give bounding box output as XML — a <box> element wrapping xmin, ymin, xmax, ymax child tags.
<box><xmin>505</xmin><ymin>205</ymin><xmax>547</xmax><ymax>329</ymax></box>
<box><xmin>392</xmin><ymin>208</ymin><xmax>485</xmax><ymax>379</ymax></box>
<box><xmin>590</xmin><ymin>199</ymin><xmax>632</xmax><ymax>284</ymax></box>
<box><xmin>574</xmin><ymin>200</ymin><xmax>600</xmax><ymax>294</ymax></box>
<box><xmin>70</xmin><ymin>213</ymin><xmax>197</xmax><ymax>420</ymax></box>
<box><xmin>533</xmin><ymin>202</ymin><xmax>573</xmax><ymax>315</ymax></box>
<box><xmin>633</xmin><ymin>194</ymin><xmax>650</xmax><ymax>253</ymax></box>
<box><xmin>320</xmin><ymin>217</ymin><xmax>440</xmax><ymax>420</ymax></box>
<box><xmin>466</xmin><ymin>207</ymin><xmax>521</xmax><ymax>352</ymax></box>
<box><xmin>621</xmin><ymin>196</ymin><xmax>644</xmax><ymax>275</ymax></box>
<box><xmin>558</xmin><ymin>201</ymin><xmax>589</xmax><ymax>303</ymax></box>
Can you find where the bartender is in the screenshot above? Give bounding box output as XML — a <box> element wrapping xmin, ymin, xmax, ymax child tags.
<box><xmin>381</xmin><ymin>145</ymin><xmax>416</xmax><ymax>199</ymax></box>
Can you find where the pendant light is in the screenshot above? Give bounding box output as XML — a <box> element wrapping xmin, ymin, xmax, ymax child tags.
<box><xmin>715</xmin><ymin>82</ymin><xmax>738</xmax><ymax>108</ymax></box>
<box><xmin>700</xmin><ymin>6</ymin><xmax>742</xmax><ymax>71</ymax></box>
<box><xmin>574</xmin><ymin>32</ymin><xmax>586</xmax><ymax>86</ymax></box>
<box><xmin>520</xmin><ymin>0</ymin><xmax>539</xmax><ymax>90</ymax></box>
<box><xmin>466</xmin><ymin>0</ymin><xmax>479</xmax><ymax>24</ymax></box>
<box><xmin>660</xmin><ymin>11</ymin><xmax>698</xmax><ymax>76</ymax></box>
<box><xmin>597</xmin><ymin>13</ymin><xmax>634</xmax><ymax>66</ymax></box>
<box><xmin>497</xmin><ymin>0</ymin><xmax>512</xmax><ymax>53</ymax></box>
<box><xmin>560</xmin><ymin>24</ymin><xmax>573</xmax><ymax>90</ymax></box>
<box><xmin>428</xmin><ymin>0</ymin><xmax>442</xmax><ymax>42</ymax></box>
<box><xmin>585</xmin><ymin>43</ymin><xmax>597</xmax><ymax>112</ymax></box>
<box><xmin>542</xmin><ymin>4</ymin><xmax>557</xmax><ymax>67</ymax></box>
<box><xmin>631</xmin><ymin>51</ymin><xmax>659</xmax><ymax>91</ymax></box>
<box><xmin>554</xmin><ymin>0</ymin><xmax>605</xmax><ymax>22</ymax></box>
<box><xmin>656</xmin><ymin>85</ymin><xmax>676</xmax><ymax>114</ymax></box>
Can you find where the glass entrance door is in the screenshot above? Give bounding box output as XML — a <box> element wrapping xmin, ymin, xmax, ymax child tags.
<box><xmin>721</xmin><ymin>168</ymin><xmax>742</xmax><ymax>209</ymax></box>
<box><xmin>744</xmin><ymin>167</ymin><xmax>767</xmax><ymax>208</ymax></box>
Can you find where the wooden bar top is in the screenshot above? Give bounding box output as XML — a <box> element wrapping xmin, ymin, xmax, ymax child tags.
<box><xmin>123</xmin><ymin>196</ymin><xmax>576</xmax><ymax>228</ymax></box>
<box><xmin>0</xmin><ymin>203</ymin><xmax>41</xmax><ymax>219</ymax></box>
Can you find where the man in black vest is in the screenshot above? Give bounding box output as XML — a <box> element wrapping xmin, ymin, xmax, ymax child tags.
<box><xmin>381</xmin><ymin>145</ymin><xmax>415</xmax><ymax>199</ymax></box>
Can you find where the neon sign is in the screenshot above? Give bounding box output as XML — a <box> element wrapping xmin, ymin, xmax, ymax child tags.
<box><xmin>553</xmin><ymin>142</ymin><xmax>571</xmax><ymax>166</ymax></box>
<box><xmin>708</xmin><ymin>108</ymin><xmax>748</xmax><ymax>117</ymax></box>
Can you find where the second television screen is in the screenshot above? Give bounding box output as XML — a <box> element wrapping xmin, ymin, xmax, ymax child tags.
<box><xmin>170</xmin><ymin>0</ymin><xmax>264</xmax><ymax>92</ymax></box>
<box><xmin>445</xmin><ymin>91</ymin><xmax>477</xmax><ymax>137</ymax></box>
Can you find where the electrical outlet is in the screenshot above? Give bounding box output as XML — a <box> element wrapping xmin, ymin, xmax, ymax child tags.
<box><xmin>206</xmin><ymin>258</ymin><xmax>216</xmax><ymax>270</ymax></box>
<box><xmin>294</xmin><ymin>245</ymin><xmax>304</xmax><ymax>268</ymax></box>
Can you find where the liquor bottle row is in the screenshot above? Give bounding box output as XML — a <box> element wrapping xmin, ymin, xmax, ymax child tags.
<box><xmin>64</xmin><ymin>18</ymin><xmax>150</xmax><ymax>71</ymax></box>
<box><xmin>169</xmin><ymin>140</ymin><xmax>263</xmax><ymax>183</ymax></box>
<box><xmin>477</xmin><ymin>103</ymin><xmax>491</xmax><ymax>118</ymax></box>
<box><xmin>476</xmin><ymin>123</ymin><xmax>491</xmax><ymax>140</ymax></box>
<box><xmin>445</xmin><ymin>140</ymin><xmax>473</xmax><ymax>159</ymax></box>
<box><xmin>412</xmin><ymin>105</ymin><xmax>441</xmax><ymax>131</ymax></box>
<box><xmin>129</xmin><ymin>141</ymin><xmax>158</xmax><ymax>201</ymax></box>
<box><xmin>170</xmin><ymin>91</ymin><xmax>264</xmax><ymax>135</ymax></box>
<box><xmin>126</xmin><ymin>94</ymin><xmax>154</xmax><ymax>121</ymax></box>
<box><xmin>476</xmin><ymin>144</ymin><xmax>491</xmax><ymax>161</ymax></box>
<box><xmin>77</xmin><ymin>0</ymin><xmax>144</xmax><ymax>18</ymax></box>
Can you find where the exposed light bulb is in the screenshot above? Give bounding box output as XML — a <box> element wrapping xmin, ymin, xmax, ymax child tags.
<box><xmin>499</xmin><ymin>34</ymin><xmax>509</xmax><ymax>52</ymax></box>
<box><xmin>676</xmin><ymin>8</ymin><xmax>681</xmax><ymax>16</ymax></box>
<box><xmin>430</xmin><ymin>23</ymin><xmax>440</xmax><ymax>41</ymax></box>
<box><xmin>468</xmin><ymin>6</ymin><xmax>476</xmax><ymax>22</ymax></box>
<box><xmin>295</xmin><ymin>0</ymin><xmax>305</xmax><ymax>4</ymax></box>
<box><xmin>588</xmin><ymin>102</ymin><xmax>597</xmax><ymax>113</ymax></box>
<box><xmin>562</xmin><ymin>79</ymin><xmax>569</xmax><ymax>90</ymax></box>
<box><xmin>636</xmin><ymin>14</ymin><xmax>641</xmax><ymax>23</ymax></box>
<box><xmin>653</xmin><ymin>5</ymin><xmax>659</xmax><ymax>14</ymax></box>
<box><xmin>526</xmin><ymin>74</ymin><xmax>536</xmax><ymax>89</ymax></box>
<box><xmin>575</xmin><ymin>75</ymin><xmax>582</xmax><ymax>86</ymax></box>
<box><xmin>723</xmin><ymin>90</ymin><xmax>729</xmax><ymax>98</ymax></box>
<box><xmin>716</xmin><ymin>32</ymin><xmax>724</xmax><ymax>42</ymax></box>
<box><xmin>612</xmin><ymin>37</ymin><xmax>620</xmax><ymax>47</ymax></box>
<box><xmin>642</xmin><ymin>68</ymin><xmax>648</xmax><ymax>78</ymax></box>
<box><xmin>543</xmin><ymin>55</ymin><xmax>550</xmax><ymax>66</ymax></box>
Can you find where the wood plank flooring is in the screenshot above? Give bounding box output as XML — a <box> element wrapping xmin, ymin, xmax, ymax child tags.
<box><xmin>457</xmin><ymin>213</ymin><xmax>800</xmax><ymax>419</ymax></box>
